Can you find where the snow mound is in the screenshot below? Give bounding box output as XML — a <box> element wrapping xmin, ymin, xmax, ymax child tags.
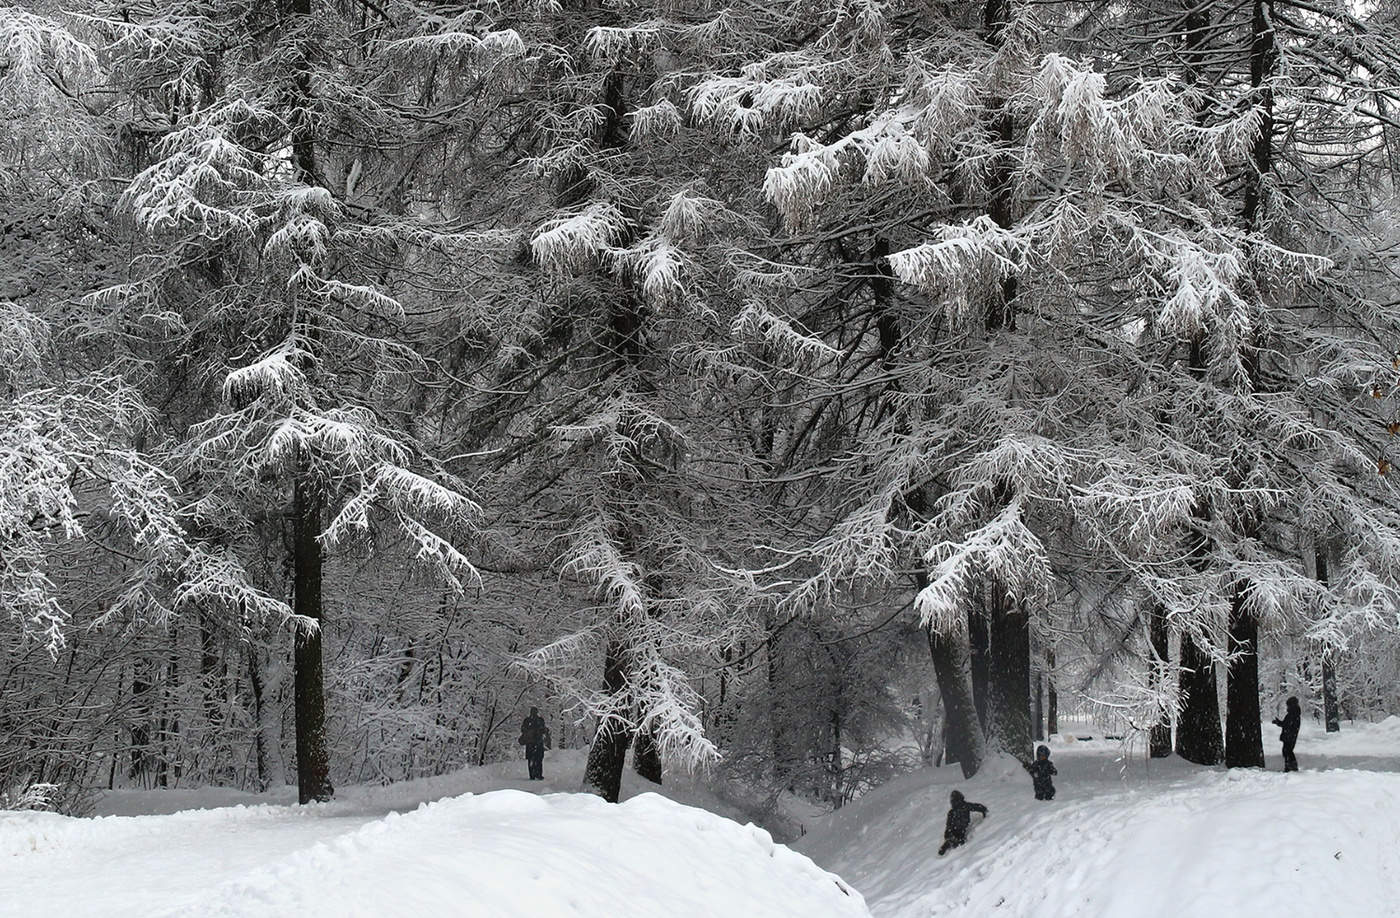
<box><xmin>167</xmin><ymin>791</ymin><xmax>869</xmax><ymax>918</ymax></box>
<box><xmin>798</xmin><ymin>756</ymin><xmax>1400</xmax><ymax>918</ymax></box>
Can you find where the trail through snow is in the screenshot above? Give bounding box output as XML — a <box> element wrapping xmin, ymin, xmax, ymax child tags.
<box><xmin>796</xmin><ymin>718</ymin><xmax>1400</xmax><ymax>918</ymax></box>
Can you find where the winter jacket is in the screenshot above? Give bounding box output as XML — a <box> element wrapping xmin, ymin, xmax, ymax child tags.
<box><xmin>1273</xmin><ymin>708</ymin><xmax>1300</xmax><ymax>746</ymax></box>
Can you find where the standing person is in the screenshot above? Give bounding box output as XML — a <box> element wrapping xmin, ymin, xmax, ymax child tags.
<box><xmin>1024</xmin><ymin>744</ymin><xmax>1057</xmax><ymax>800</ymax></box>
<box><xmin>937</xmin><ymin>790</ymin><xmax>989</xmax><ymax>855</ymax></box>
<box><xmin>1272</xmin><ymin>696</ymin><xmax>1301</xmax><ymax>773</ymax></box>
<box><xmin>519</xmin><ymin>707</ymin><xmax>550</xmax><ymax>780</ymax></box>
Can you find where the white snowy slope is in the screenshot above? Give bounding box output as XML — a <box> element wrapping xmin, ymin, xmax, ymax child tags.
<box><xmin>0</xmin><ymin>751</ymin><xmax>869</xmax><ymax>918</ymax></box>
<box><xmin>796</xmin><ymin>718</ymin><xmax>1400</xmax><ymax>918</ymax></box>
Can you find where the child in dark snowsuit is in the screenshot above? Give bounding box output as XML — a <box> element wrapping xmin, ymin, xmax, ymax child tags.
<box><xmin>1024</xmin><ymin>744</ymin><xmax>1057</xmax><ymax>800</ymax></box>
<box><xmin>1272</xmin><ymin>696</ymin><xmax>1301</xmax><ymax>773</ymax></box>
<box><xmin>937</xmin><ymin>790</ymin><xmax>988</xmax><ymax>855</ymax></box>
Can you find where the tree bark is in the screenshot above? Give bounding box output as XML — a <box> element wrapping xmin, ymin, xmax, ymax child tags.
<box><xmin>633</xmin><ymin>722</ymin><xmax>662</xmax><ymax>785</ymax></box>
<box><xmin>1033</xmin><ymin>665</ymin><xmax>1044</xmax><ymax>742</ymax></box>
<box><xmin>968</xmin><ymin>601</ymin><xmax>991</xmax><ymax>732</ymax></box>
<box><xmin>987</xmin><ymin>594</ymin><xmax>1033</xmax><ymax>764</ymax></box>
<box><xmin>926</xmin><ymin>620</ymin><xmax>986</xmax><ymax>779</ymax></box>
<box><xmin>1310</xmin><ymin>543</ymin><xmax>1341</xmax><ymax>733</ymax></box>
<box><xmin>1175</xmin><ymin>632</ymin><xmax>1223</xmax><ymax>765</ymax></box>
<box><xmin>1224</xmin><ymin>585</ymin><xmax>1265</xmax><ymax>767</ymax></box>
<box><xmin>293</xmin><ymin>474</ymin><xmax>332</xmax><ymax>803</ymax></box>
<box><xmin>1148</xmin><ymin>605</ymin><xmax>1173</xmax><ymax>757</ymax></box>
<box><xmin>1046</xmin><ymin>647</ymin><xmax>1058</xmax><ymax>736</ymax></box>
<box><xmin>582</xmin><ymin>640</ymin><xmax>633</xmax><ymax>802</ymax></box>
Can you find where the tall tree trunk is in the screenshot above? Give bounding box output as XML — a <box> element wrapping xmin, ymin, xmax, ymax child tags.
<box><xmin>245</xmin><ymin>638</ymin><xmax>270</xmax><ymax>792</ymax></box>
<box><xmin>968</xmin><ymin>602</ymin><xmax>991</xmax><ymax>732</ymax></box>
<box><xmin>1148</xmin><ymin>605</ymin><xmax>1173</xmax><ymax>757</ymax></box>
<box><xmin>1224</xmin><ymin>585</ymin><xmax>1265</xmax><ymax>767</ymax></box>
<box><xmin>633</xmin><ymin>722</ymin><xmax>662</xmax><ymax>785</ymax></box>
<box><xmin>1175</xmin><ymin>632</ymin><xmax>1223</xmax><ymax>765</ymax></box>
<box><xmin>926</xmin><ymin>618</ymin><xmax>985</xmax><ymax>779</ymax></box>
<box><xmin>987</xmin><ymin>594</ymin><xmax>1033</xmax><ymax>764</ymax></box>
<box><xmin>582</xmin><ymin>640</ymin><xmax>633</xmax><ymax>802</ymax></box>
<box><xmin>1033</xmin><ymin>665</ymin><xmax>1044</xmax><ymax>742</ymax></box>
<box><xmin>1313</xmin><ymin>544</ymin><xmax>1340</xmax><ymax>732</ymax></box>
<box><xmin>293</xmin><ymin>474</ymin><xmax>332</xmax><ymax>803</ymax></box>
<box><xmin>1046</xmin><ymin>647</ymin><xmax>1058</xmax><ymax>736</ymax></box>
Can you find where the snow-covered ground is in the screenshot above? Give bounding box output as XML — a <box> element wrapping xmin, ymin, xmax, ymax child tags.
<box><xmin>0</xmin><ymin>750</ymin><xmax>868</xmax><ymax>918</ymax></box>
<box><xmin>4</xmin><ymin>719</ymin><xmax>1398</xmax><ymax>918</ymax></box>
<box><xmin>797</xmin><ymin>717</ymin><xmax>1400</xmax><ymax>918</ymax></box>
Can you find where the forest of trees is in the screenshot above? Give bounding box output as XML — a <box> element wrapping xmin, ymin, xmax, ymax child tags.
<box><xmin>4</xmin><ymin>0</ymin><xmax>1400</xmax><ymax>816</ymax></box>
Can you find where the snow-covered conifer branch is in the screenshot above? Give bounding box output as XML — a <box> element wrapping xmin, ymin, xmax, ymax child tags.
<box><xmin>531</xmin><ymin>203</ymin><xmax>628</xmax><ymax>274</ymax></box>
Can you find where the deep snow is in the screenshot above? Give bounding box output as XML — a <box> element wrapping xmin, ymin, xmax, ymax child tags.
<box><xmin>796</xmin><ymin>718</ymin><xmax>1400</xmax><ymax>918</ymax></box>
<box><xmin>4</xmin><ymin>719</ymin><xmax>1399</xmax><ymax>917</ymax></box>
<box><xmin>0</xmin><ymin>750</ymin><xmax>868</xmax><ymax>918</ymax></box>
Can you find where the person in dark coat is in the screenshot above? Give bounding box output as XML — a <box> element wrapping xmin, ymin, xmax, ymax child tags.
<box><xmin>1272</xmin><ymin>696</ymin><xmax>1301</xmax><ymax>773</ymax></box>
<box><xmin>519</xmin><ymin>707</ymin><xmax>551</xmax><ymax>780</ymax></box>
<box><xmin>1024</xmin><ymin>744</ymin><xmax>1057</xmax><ymax>800</ymax></box>
<box><xmin>937</xmin><ymin>790</ymin><xmax>988</xmax><ymax>855</ymax></box>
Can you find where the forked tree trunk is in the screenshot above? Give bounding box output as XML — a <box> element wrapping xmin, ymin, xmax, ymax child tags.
<box><xmin>1176</xmin><ymin>632</ymin><xmax>1223</xmax><ymax>765</ymax></box>
<box><xmin>926</xmin><ymin>619</ymin><xmax>986</xmax><ymax>779</ymax></box>
<box><xmin>1224</xmin><ymin>585</ymin><xmax>1265</xmax><ymax>767</ymax></box>
<box><xmin>293</xmin><ymin>474</ymin><xmax>332</xmax><ymax>803</ymax></box>
<box><xmin>582</xmin><ymin>641</ymin><xmax>633</xmax><ymax>802</ymax></box>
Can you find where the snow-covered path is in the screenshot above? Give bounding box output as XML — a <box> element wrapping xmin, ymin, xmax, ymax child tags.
<box><xmin>796</xmin><ymin>719</ymin><xmax>1400</xmax><ymax>918</ymax></box>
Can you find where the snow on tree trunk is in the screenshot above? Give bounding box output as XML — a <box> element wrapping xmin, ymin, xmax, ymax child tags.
<box><xmin>293</xmin><ymin>474</ymin><xmax>332</xmax><ymax>804</ymax></box>
<box><xmin>1224</xmin><ymin>585</ymin><xmax>1265</xmax><ymax>768</ymax></box>
<box><xmin>1176</xmin><ymin>633</ymin><xmax>1223</xmax><ymax>765</ymax></box>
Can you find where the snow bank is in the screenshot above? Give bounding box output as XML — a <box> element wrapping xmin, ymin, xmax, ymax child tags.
<box><xmin>798</xmin><ymin>749</ymin><xmax>1400</xmax><ymax>918</ymax></box>
<box><xmin>176</xmin><ymin>791</ymin><xmax>867</xmax><ymax>918</ymax></box>
<box><xmin>1</xmin><ymin>787</ymin><xmax>868</xmax><ymax>918</ymax></box>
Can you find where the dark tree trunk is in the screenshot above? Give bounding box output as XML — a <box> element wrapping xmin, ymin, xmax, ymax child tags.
<box><xmin>968</xmin><ymin>602</ymin><xmax>991</xmax><ymax>732</ymax></box>
<box><xmin>1046</xmin><ymin>647</ymin><xmax>1058</xmax><ymax>736</ymax></box>
<box><xmin>1224</xmin><ymin>585</ymin><xmax>1265</xmax><ymax>767</ymax></box>
<box><xmin>1314</xmin><ymin>544</ymin><xmax>1341</xmax><ymax>732</ymax></box>
<box><xmin>129</xmin><ymin>663</ymin><xmax>152</xmax><ymax>784</ymax></box>
<box><xmin>1148</xmin><ymin>605</ymin><xmax>1173</xmax><ymax>757</ymax></box>
<box><xmin>926</xmin><ymin>622</ymin><xmax>986</xmax><ymax>779</ymax></box>
<box><xmin>633</xmin><ymin>723</ymin><xmax>662</xmax><ymax>785</ymax></box>
<box><xmin>1175</xmin><ymin>632</ymin><xmax>1223</xmax><ymax>765</ymax></box>
<box><xmin>245</xmin><ymin>638</ymin><xmax>270</xmax><ymax>792</ymax></box>
<box><xmin>582</xmin><ymin>640</ymin><xmax>633</xmax><ymax>802</ymax></box>
<box><xmin>987</xmin><ymin>594</ymin><xmax>1033</xmax><ymax>764</ymax></box>
<box><xmin>1321</xmin><ymin>656</ymin><xmax>1340</xmax><ymax>733</ymax></box>
<box><xmin>293</xmin><ymin>475</ymin><xmax>332</xmax><ymax>803</ymax></box>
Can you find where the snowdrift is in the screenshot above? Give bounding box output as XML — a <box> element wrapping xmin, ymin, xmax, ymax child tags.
<box><xmin>798</xmin><ymin>736</ymin><xmax>1400</xmax><ymax>918</ymax></box>
<box><xmin>0</xmin><ymin>789</ymin><xmax>869</xmax><ymax>918</ymax></box>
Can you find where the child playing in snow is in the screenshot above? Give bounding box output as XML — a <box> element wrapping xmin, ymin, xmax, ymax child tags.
<box><xmin>1024</xmin><ymin>744</ymin><xmax>1057</xmax><ymax>800</ymax></box>
<box><xmin>937</xmin><ymin>790</ymin><xmax>988</xmax><ymax>855</ymax></box>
